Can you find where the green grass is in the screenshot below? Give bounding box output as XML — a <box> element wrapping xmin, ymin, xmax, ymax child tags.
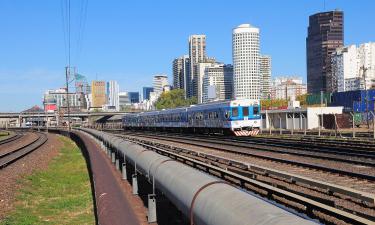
<box><xmin>0</xmin><ymin>131</ymin><xmax>11</xmax><ymax>141</ymax></box>
<box><xmin>1</xmin><ymin>136</ymin><xmax>94</xmax><ymax>225</ymax></box>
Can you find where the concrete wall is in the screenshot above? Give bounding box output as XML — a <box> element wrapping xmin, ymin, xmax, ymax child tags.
<box><xmin>261</xmin><ymin>107</ymin><xmax>343</xmax><ymax>130</ymax></box>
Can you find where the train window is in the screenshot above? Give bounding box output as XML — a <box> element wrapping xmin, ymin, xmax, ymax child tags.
<box><xmin>243</xmin><ymin>107</ymin><xmax>249</xmax><ymax>117</ymax></box>
<box><xmin>232</xmin><ymin>107</ymin><xmax>239</xmax><ymax>117</ymax></box>
<box><xmin>224</xmin><ymin>111</ymin><xmax>230</xmax><ymax>119</ymax></box>
<box><xmin>253</xmin><ymin>107</ymin><xmax>259</xmax><ymax>115</ymax></box>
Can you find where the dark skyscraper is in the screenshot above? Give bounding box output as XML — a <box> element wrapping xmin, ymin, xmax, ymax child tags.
<box><xmin>128</xmin><ymin>92</ymin><xmax>140</xmax><ymax>103</ymax></box>
<box><xmin>306</xmin><ymin>10</ymin><xmax>343</xmax><ymax>93</ymax></box>
<box><xmin>142</xmin><ymin>87</ymin><xmax>153</xmax><ymax>101</ymax></box>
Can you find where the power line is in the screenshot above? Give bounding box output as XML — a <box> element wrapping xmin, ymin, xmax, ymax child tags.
<box><xmin>76</xmin><ymin>0</ymin><xmax>88</xmax><ymax>64</ymax></box>
<box><xmin>68</xmin><ymin>0</ymin><xmax>71</xmax><ymax>68</ymax></box>
<box><xmin>60</xmin><ymin>0</ymin><xmax>68</xmax><ymax>64</ymax></box>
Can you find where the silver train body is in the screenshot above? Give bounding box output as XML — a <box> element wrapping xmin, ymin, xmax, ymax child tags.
<box><xmin>122</xmin><ymin>99</ymin><xmax>261</xmax><ymax>136</ymax></box>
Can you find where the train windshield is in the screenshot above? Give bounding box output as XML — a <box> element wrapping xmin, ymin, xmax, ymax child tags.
<box><xmin>253</xmin><ymin>106</ymin><xmax>259</xmax><ymax>115</ymax></box>
<box><xmin>231</xmin><ymin>107</ymin><xmax>239</xmax><ymax>117</ymax></box>
<box><xmin>243</xmin><ymin>107</ymin><xmax>249</xmax><ymax>117</ymax></box>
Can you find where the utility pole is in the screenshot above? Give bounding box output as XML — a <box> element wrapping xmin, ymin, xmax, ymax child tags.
<box><xmin>66</xmin><ymin>66</ymin><xmax>71</xmax><ymax>131</ymax></box>
<box><xmin>360</xmin><ymin>65</ymin><xmax>370</xmax><ymax>129</ymax></box>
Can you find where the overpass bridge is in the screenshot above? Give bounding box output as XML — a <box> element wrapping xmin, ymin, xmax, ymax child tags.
<box><xmin>0</xmin><ymin>111</ymin><xmax>131</xmax><ymax>128</ymax></box>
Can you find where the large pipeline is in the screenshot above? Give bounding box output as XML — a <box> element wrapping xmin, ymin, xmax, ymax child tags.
<box><xmin>81</xmin><ymin>128</ymin><xmax>317</xmax><ymax>225</ymax></box>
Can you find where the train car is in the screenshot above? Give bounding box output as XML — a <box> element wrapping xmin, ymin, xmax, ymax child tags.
<box><xmin>122</xmin><ymin>99</ymin><xmax>261</xmax><ymax>136</ymax></box>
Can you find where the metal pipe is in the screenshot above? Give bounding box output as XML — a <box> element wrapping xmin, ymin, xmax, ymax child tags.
<box><xmin>82</xmin><ymin>128</ymin><xmax>316</xmax><ymax>225</ymax></box>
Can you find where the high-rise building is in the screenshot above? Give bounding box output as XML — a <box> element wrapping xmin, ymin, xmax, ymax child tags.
<box><xmin>197</xmin><ymin>58</ymin><xmax>216</xmax><ymax>103</ymax></box>
<box><xmin>172</xmin><ymin>55</ymin><xmax>190</xmax><ymax>93</ymax></box>
<box><xmin>232</xmin><ymin>24</ymin><xmax>260</xmax><ymax>99</ymax></box>
<box><xmin>306</xmin><ymin>10</ymin><xmax>344</xmax><ymax>93</ymax></box>
<box><xmin>202</xmin><ymin>64</ymin><xmax>233</xmax><ymax>103</ymax></box>
<box><xmin>106</xmin><ymin>81</ymin><xmax>120</xmax><ymax>111</ymax></box>
<box><xmin>43</xmin><ymin>88</ymin><xmax>82</xmax><ymax>112</ymax></box>
<box><xmin>271</xmin><ymin>76</ymin><xmax>307</xmax><ymax>100</ymax></box>
<box><xmin>91</xmin><ymin>81</ymin><xmax>106</xmax><ymax>108</ymax></box>
<box><xmin>118</xmin><ymin>92</ymin><xmax>130</xmax><ymax>110</ymax></box>
<box><xmin>260</xmin><ymin>55</ymin><xmax>272</xmax><ymax>99</ymax></box>
<box><xmin>188</xmin><ymin>35</ymin><xmax>207</xmax><ymax>98</ymax></box>
<box><xmin>153</xmin><ymin>74</ymin><xmax>169</xmax><ymax>93</ymax></box>
<box><xmin>128</xmin><ymin>92</ymin><xmax>140</xmax><ymax>103</ymax></box>
<box><xmin>142</xmin><ymin>87</ymin><xmax>154</xmax><ymax>101</ymax></box>
<box><xmin>332</xmin><ymin>42</ymin><xmax>375</xmax><ymax>92</ymax></box>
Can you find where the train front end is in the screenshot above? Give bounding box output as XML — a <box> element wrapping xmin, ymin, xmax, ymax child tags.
<box><xmin>228</xmin><ymin>99</ymin><xmax>261</xmax><ymax>136</ymax></box>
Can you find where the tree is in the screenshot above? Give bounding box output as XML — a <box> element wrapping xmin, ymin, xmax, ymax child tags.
<box><xmin>296</xmin><ymin>94</ymin><xmax>307</xmax><ymax>106</ymax></box>
<box><xmin>155</xmin><ymin>89</ymin><xmax>197</xmax><ymax>110</ymax></box>
<box><xmin>260</xmin><ymin>99</ymin><xmax>288</xmax><ymax>109</ymax></box>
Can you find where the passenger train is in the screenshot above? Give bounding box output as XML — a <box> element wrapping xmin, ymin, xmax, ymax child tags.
<box><xmin>122</xmin><ymin>99</ymin><xmax>261</xmax><ymax>136</ymax></box>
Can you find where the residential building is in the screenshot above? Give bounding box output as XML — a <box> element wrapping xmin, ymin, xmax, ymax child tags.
<box><xmin>172</xmin><ymin>55</ymin><xmax>190</xmax><ymax>94</ymax></box>
<box><xmin>197</xmin><ymin>58</ymin><xmax>216</xmax><ymax>103</ymax></box>
<box><xmin>188</xmin><ymin>35</ymin><xmax>207</xmax><ymax>98</ymax></box>
<box><xmin>232</xmin><ymin>24</ymin><xmax>260</xmax><ymax>99</ymax></box>
<box><xmin>203</xmin><ymin>64</ymin><xmax>233</xmax><ymax>103</ymax></box>
<box><xmin>128</xmin><ymin>92</ymin><xmax>140</xmax><ymax>103</ymax></box>
<box><xmin>331</xmin><ymin>45</ymin><xmax>359</xmax><ymax>92</ymax></box>
<box><xmin>153</xmin><ymin>74</ymin><xmax>169</xmax><ymax>93</ymax></box>
<box><xmin>118</xmin><ymin>92</ymin><xmax>130</xmax><ymax>109</ymax></box>
<box><xmin>106</xmin><ymin>81</ymin><xmax>120</xmax><ymax>111</ymax></box>
<box><xmin>332</xmin><ymin>42</ymin><xmax>375</xmax><ymax>92</ymax></box>
<box><xmin>260</xmin><ymin>55</ymin><xmax>272</xmax><ymax>99</ymax></box>
<box><xmin>271</xmin><ymin>76</ymin><xmax>307</xmax><ymax>100</ymax></box>
<box><xmin>91</xmin><ymin>81</ymin><xmax>107</xmax><ymax>108</ymax></box>
<box><xmin>43</xmin><ymin>88</ymin><xmax>82</xmax><ymax>112</ymax></box>
<box><xmin>306</xmin><ymin>10</ymin><xmax>344</xmax><ymax>93</ymax></box>
<box><xmin>142</xmin><ymin>87</ymin><xmax>154</xmax><ymax>101</ymax></box>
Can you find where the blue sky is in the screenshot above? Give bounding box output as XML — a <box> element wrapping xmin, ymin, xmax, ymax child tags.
<box><xmin>0</xmin><ymin>0</ymin><xmax>374</xmax><ymax>111</ymax></box>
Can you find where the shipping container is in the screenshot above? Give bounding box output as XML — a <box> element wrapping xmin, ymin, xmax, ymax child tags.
<box><xmin>353</xmin><ymin>100</ymin><xmax>375</xmax><ymax>113</ymax></box>
<box><xmin>306</xmin><ymin>93</ymin><xmax>332</xmax><ymax>105</ymax></box>
<box><xmin>329</xmin><ymin>89</ymin><xmax>375</xmax><ymax>112</ymax></box>
<box><xmin>330</xmin><ymin>90</ymin><xmax>361</xmax><ymax>109</ymax></box>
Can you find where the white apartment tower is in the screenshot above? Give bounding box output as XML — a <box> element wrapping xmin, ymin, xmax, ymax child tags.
<box><xmin>107</xmin><ymin>81</ymin><xmax>120</xmax><ymax>111</ymax></box>
<box><xmin>331</xmin><ymin>42</ymin><xmax>375</xmax><ymax>92</ymax></box>
<box><xmin>153</xmin><ymin>74</ymin><xmax>169</xmax><ymax>93</ymax></box>
<box><xmin>188</xmin><ymin>35</ymin><xmax>207</xmax><ymax>98</ymax></box>
<box><xmin>232</xmin><ymin>24</ymin><xmax>260</xmax><ymax>99</ymax></box>
<box><xmin>260</xmin><ymin>55</ymin><xmax>271</xmax><ymax>99</ymax></box>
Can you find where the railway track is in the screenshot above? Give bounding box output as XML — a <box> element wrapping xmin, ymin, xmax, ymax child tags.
<box><xmin>105</xmin><ymin>132</ymin><xmax>375</xmax><ymax>225</ymax></box>
<box><xmin>0</xmin><ymin>132</ymin><xmax>48</xmax><ymax>168</ymax></box>
<box><xmin>113</xmin><ymin>131</ymin><xmax>375</xmax><ymax>182</ymax></box>
<box><xmin>262</xmin><ymin>130</ymin><xmax>375</xmax><ymax>139</ymax></box>
<box><xmin>0</xmin><ymin>131</ymin><xmax>23</xmax><ymax>146</ymax></box>
<box><xmin>147</xmin><ymin>133</ymin><xmax>375</xmax><ymax>167</ymax></box>
<box><xmin>106</xmin><ymin>129</ymin><xmax>375</xmax><ymax>156</ymax></box>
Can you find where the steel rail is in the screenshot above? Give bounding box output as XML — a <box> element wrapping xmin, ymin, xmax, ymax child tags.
<box><xmin>121</xmin><ymin>133</ymin><xmax>375</xmax><ymax>181</ymax></box>
<box><xmin>0</xmin><ymin>132</ymin><xmax>23</xmax><ymax>145</ymax></box>
<box><xmin>141</xmin><ymin>133</ymin><xmax>375</xmax><ymax>166</ymax></box>
<box><xmin>0</xmin><ymin>132</ymin><xmax>48</xmax><ymax>168</ymax></box>
<box><xmin>126</xmin><ymin>136</ymin><xmax>375</xmax><ymax>205</ymax></box>
<box><xmin>124</xmin><ymin>137</ymin><xmax>374</xmax><ymax>225</ymax></box>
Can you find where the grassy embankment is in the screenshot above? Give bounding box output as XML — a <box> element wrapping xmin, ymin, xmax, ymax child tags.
<box><xmin>0</xmin><ymin>131</ymin><xmax>11</xmax><ymax>141</ymax></box>
<box><xmin>1</xmin><ymin>136</ymin><xmax>94</xmax><ymax>225</ymax></box>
